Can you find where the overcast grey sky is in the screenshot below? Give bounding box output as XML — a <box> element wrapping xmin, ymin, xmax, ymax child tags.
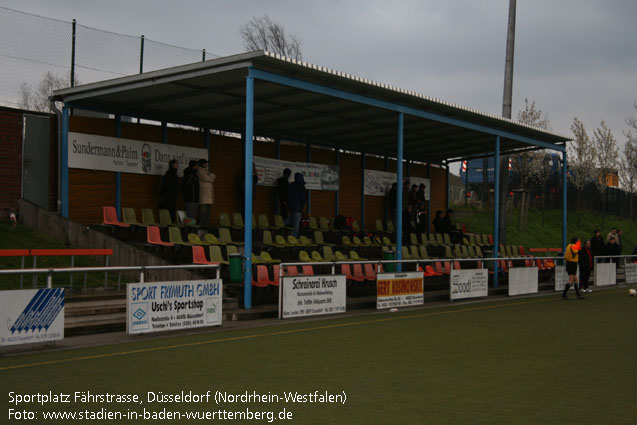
<box><xmin>3</xmin><ymin>0</ymin><xmax>636</xmax><ymax>154</ymax></box>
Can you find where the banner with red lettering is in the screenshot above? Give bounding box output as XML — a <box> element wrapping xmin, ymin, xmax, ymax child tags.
<box><xmin>376</xmin><ymin>272</ymin><xmax>424</xmax><ymax>309</ymax></box>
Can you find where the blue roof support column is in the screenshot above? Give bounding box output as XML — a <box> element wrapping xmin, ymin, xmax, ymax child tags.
<box><xmin>396</xmin><ymin>113</ymin><xmax>404</xmax><ymax>272</ymax></box>
<box><xmin>427</xmin><ymin>163</ymin><xmax>431</xmax><ymax>233</ymax></box>
<box><xmin>493</xmin><ymin>136</ymin><xmax>501</xmax><ymax>288</ymax></box>
<box><xmin>275</xmin><ymin>138</ymin><xmax>281</xmax><ymax>214</ymax></box>
<box><xmin>115</xmin><ymin>115</ymin><xmax>122</xmax><ymax>220</ymax></box>
<box><xmin>562</xmin><ymin>151</ymin><xmax>567</xmax><ymax>254</ymax></box>
<box><xmin>361</xmin><ymin>151</ymin><xmax>366</xmax><ymax>229</ymax></box>
<box><xmin>384</xmin><ymin>155</ymin><xmax>389</xmax><ymax>223</ymax></box>
<box><xmin>335</xmin><ymin>148</ymin><xmax>340</xmax><ymax>217</ymax></box>
<box><xmin>243</xmin><ymin>74</ymin><xmax>255</xmax><ymax>310</ymax></box>
<box><xmin>306</xmin><ymin>143</ymin><xmax>311</xmax><ymax>215</ymax></box>
<box><xmin>445</xmin><ymin>163</ymin><xmax>450</xmax><ymax>211</ymax></box>
<box><xmin>61</xmin><ymin>106</ymin><xmax>70</xmax><ymax>218</ymax></box>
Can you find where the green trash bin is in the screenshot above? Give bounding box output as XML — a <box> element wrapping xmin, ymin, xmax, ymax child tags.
<box><xmin>383</xmin><ymin>250</ymin><xmax>395</xmax><ymax>273</ymax></box>
<box><xmin>229</xmin><ymin>253</ymin><xmax>243</xmax><ymax>283</ymax></box>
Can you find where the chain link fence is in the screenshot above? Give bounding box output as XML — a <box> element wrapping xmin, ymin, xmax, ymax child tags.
<box><xmin>0</xmin><ymin>6</ymin><xmax>219</xmax><ymax>111</ymax></box>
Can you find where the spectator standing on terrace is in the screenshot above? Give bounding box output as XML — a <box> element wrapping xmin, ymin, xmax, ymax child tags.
<box><xmin>590</xmin><ymin>229</ymin><xmax>604</xmax><ymax>262</ymax></box>
<box><xmin>402</xmin><ymin>181</ymin><xmax>410</xmax><ymax>212</ymax></box>
<box><xmin>160</xmin><ymin>159</ymin><xmax>179</xmax><ymax>222</ymax></box>
<box><xmin>432</xmin><ymin>210</ymin><xmax>443</xmax><ymax>233</ymax></box>
<box><xmin>416</xmin><ymin>183</ymin><xmax>426</xmax><ymax>205</ymax></box>
<box><xmin>288</xmin><ymin>172</ymin><xmax>307</xmax><ymax>237</ymax></box>
<box><xmin>181</xmin><ymin>160</ymin><xmax>199</xmax><ymax>221</ymax></box>
<box><xmin>277</xmin><ymin>168</ymin><xmax>292</xmax><ymax>220</ymax></box>
<box><xmin>197</xmin><ymin>158</ymin><xmax>215</xmax><ymax>230</ymax></box>
<box><xmin>562</xmin><ymin>236</ymin><xmax>584</xmax><ymax>300</ymax></box>
<box><xmin>388</xmin><ymin>183</ymin><xmax>397</xmax><ymax>223</ymax></box>
<box><xmin>416</xmin><ymin>202</ymin><xmax>428</xmax><ymax>233</ymax></box>
<box><xmin>402</xmin><ymin>204</ymin><xmax>415</xmax><ymax>234</ymax></box>
<box><xmin>579</xmin><ymin>239</ymin><xmax>593</xmax><ymax>293</ymax></box>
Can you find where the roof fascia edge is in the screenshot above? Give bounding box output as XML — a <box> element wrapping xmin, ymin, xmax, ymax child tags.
<box><xmin>248</xmin><ymin>67</ymin><xmax>566</xmax><ymax>153</ymax></box>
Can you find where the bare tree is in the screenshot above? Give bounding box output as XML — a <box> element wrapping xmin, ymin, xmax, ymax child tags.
<box><xmin>568</xmin><ymin>118</ymin><xmax>597</xmax><ymax>226</ymax></box>
<box><xmin>592</xmin><ymin>121</ymin><xmax>619</xmax><ymax>229</ymax></box>
<box><xmin>621</xmin><ymin>102</ymin><xmax>637</xmax><ymax>228</ymax></box>
<box><xmin>512</xmin><ymin>98</ymin><xmax>549</xmax><ymax>231</ymax></box>
<box><xmin>240</xmin><ymin>15</ymin><xmax>302</xmax><ymax>60</ymax></box>
<box><xmin>18</xmin><ymin>70</ymin><xmax>72</xmax><ymax>113</ymax></box>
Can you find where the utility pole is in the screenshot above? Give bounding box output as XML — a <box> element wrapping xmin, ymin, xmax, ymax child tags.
<box><xmin>499</xmin><ymin>0</ymin><xmax>517</xmax><ymax>245</ymax></box>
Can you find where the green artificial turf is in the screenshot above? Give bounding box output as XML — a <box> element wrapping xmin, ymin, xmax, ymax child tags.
<box><xmin>2</xmin><ymin>288</ymin><xmax>636</xmax><ymax>424</ymax></box>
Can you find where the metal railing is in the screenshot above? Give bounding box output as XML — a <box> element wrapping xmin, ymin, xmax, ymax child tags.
<box><xmin>0</xmin><ymin>264</ymin><xmax>221</xmax><ymax>290</ymax></box>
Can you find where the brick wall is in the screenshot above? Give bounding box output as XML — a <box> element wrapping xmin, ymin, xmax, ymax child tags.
<box><xmin>0</xmin><ymin>108</ymin><xmax>23</xmax><ymax>217</ymax></box>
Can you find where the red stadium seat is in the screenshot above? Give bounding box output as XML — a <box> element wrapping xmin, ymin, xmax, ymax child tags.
<box><xmin>302</xmin><ymin>265</ymin><xmax>314</xmax><ymax>276</ymax></box>
<box><xmin>341</xmin><ymin>264</ymin><xmax>364</xmax><ymax>281</ymax></box>
<box><xmin>103</xmin><ymin>206</ymin><xmax>130</xmax><ymax>227</ymax></box>
<box><xmin>147</xmin><ymin>226</ymin><xmax>174</xmax><ymax>246</ymax></box>
<box><xmin>192</xmin><ymin>246</ymin><xmax>213</xmax><ymax>264</ymax></box>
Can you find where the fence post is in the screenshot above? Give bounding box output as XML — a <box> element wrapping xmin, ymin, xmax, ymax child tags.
<box><xmin>47</xmin><ymin>270</ymin><xmax>53</xmax><ymax>289</ymax></box>
<box><xmin>140</xmin><ymin>267</ymin><xmax>145</xmax><ymax>283</ymax></box>
<box><xmin>69</xmin><ymin>255</ymin><xmax>75</xmax><ymax>287</ymax></box>
<box><xmin>71</xmin><ymin>19</ymin><xmax>76</xmax><ymax>87</ymax></box>
<box><xmin>32</xmin><ymin>255</ymin><xmax>38</xmax><ymax>288</ymax></box>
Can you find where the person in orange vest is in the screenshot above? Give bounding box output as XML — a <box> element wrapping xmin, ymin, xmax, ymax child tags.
<box><xmin>562</xmin><ymin>236</ymin><xmax>584</xmax><ymax>300</ymax></box>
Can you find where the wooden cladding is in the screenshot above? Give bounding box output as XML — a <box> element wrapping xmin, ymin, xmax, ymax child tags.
<box><xmin>68</xmin><ymin>116</ymin><xmax>447</xmax><ymax>226</ymax></box>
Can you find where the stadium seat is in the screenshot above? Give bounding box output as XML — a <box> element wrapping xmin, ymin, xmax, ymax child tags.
<box><xmin>168</xmin><ymin>227</ymin><xmax>193</xmax><ymax>245</ymax></box>
<box><xmin>299</xmin><ymin>235</ymin><xmax>317</xmax><ymax>246</ymax></box>
<box><xmin>192</xmin><ymin>246</ymin><xmax>214</xmax><ymax>264</ymax></box>
<box><xmin>386</xmin><ymin>220</ymin><xmax>395</xmax><ymax>233</ymax></box>
<box><xmin>363</xmin><ymin>236</ymin><xmax>381</xmax><ymax>246</ymax></box>
<box><xmin>299</xmin><ymin>251</ymin><xmax>312</xmax><ymax>262</ymax></box>
<box><xmin>262</xmin><ymin>230</ymin><xmax>276</xmax><ymax>246</ymax></box>
<box><xmin>352</xmin><ymin>236</ymin><xmax>365</xmax><ymax>246</ymax></box>
<box><xmin>475</xmin><ymin>246</ymin><xmax>484</xmax><ymax>258</ymax></box>
<box><xmin>252</xmin><ymin>265</ymin><xmax>272</xmax><ymax>287</ymax></box>
<box><xmin>219</xmin><ymin>228</ymin><xmax>243</xmax><ymax>245</ymax></box>
<box><xmin>308</xmin><ymin>216</ymin><xmax>320</xmax><ymax>231</ymax></box>
<box><xmin>436</xmin><ymin>234</ymin><xmax>445</xmax><ymax>246</ymax></box>
<box><xmin>257</xmin><ymin>214</ymin><xmax>270</xmax><ymax>230</ymax></box>
<box><xmin>434</xmin><ymin>261</ymin><xmax>447</xmax><ymax>275</ymax></box>
<box><xmin>363</xmin><ymin>263</ymin><xmax>378</xmax><ymax>281</ymax></box>
<box><xmin>342</xmin><ymin>236</ymin><xmax>354</xmax><ymax>246</ymax></box>
<box><xmin>259</xmin><ymin>251</ymin><xmax>281</xmax><ymax>264</ymax></box>
<box><xmin>141</xmin><ymin>208</ymin><xmax>161</xmax><ymax>227</ymax></box>
<box><xmin>270</xmin><ymin>265</ymin><xmax>281</xmax><ymax>286</ymax></box>
<box><xmin>425</xmin><ymin>264</ymin><xmax>442</xmax><ymax>276</ymax></box>
<box><xmin>444</xmin><ymin>246</ymin><xmax>454</xmax><ymax>258</ymax></box>
<box><xmin>375</xmin><ymin>219</ymin><xmax>386</xmax><ymax>234</ymax></box>
<box><xmin>272</xmin><ymin>214</ymin><xmax>286</xmax><ymax>230</ymax></box>
<box><xmin>208</xmin><ymin>245</ymin><xmax>229</xmax><ymax>265</ymax></box>
<box><xmin>102</xmin><ymin>206</ymin><xmax>130</xmax><ymax>227</ymax></box>
<box><xmin>319</xmin><ymin>217</ymin><xmax>331</xmax><ymax>232</ymax></box>
<box><xmin>352</xmin><ymin>263</ymin><xmax>368</xmax><ymax>281</ymax></box>
<box><xmin>159</xmin><ymin>209</ymin><xmax>179</xmax><ymax>227</ymax></box>
<box><xmin>443</xmin><ymin>234</ymin><xmax>452</xmax><ymax>246</ymax></box>
<box><xmin>341</xmin><ymin>264</ymin><xmax>364</xmax><ymax>282</ymax></box>
<box><xmin>536</xmin><ymin>259</ymin><xmax>547</xmax><ymax>271</ymax></box>
<box><xmin>188</xmin><ymin>233</ymin><xmax>208</xmax><ymax>245</ymax></box>
<box><xmin>410</xmin><ymin>233</ymin><xmax>419</xmax><ymax>246</ymax></box>
<box><xmin>418</xmin><ymin>246</ymin><xmax>430</xmax><ymax>259</ymax></box>
<box><xmin>146</xmin><ymin>226</ymin><xmax>174</xmax><ymax>246</ymax></box>
<box><xmin>351</xmin><ymin>219</ymin><xmax>361</xmax><ymax>233</ymax></box>
<box><xmin>349</xmin><ymin>250</ymin><xmax>367</xmax><ymax>261</ymax></box>
<box><xmin>232</xmin><ymin>212</ymin><xmax>245</xmax><ymax>229</ymax></box>
<box><xmin>204</xmin><ymin>233</ymin><xmax>225</xmax><ymax>245</ymax></box>
<box><xmin>322</xmin><ymin>246</ymin><xmax>336</xmax><ymax>261</ymax></box>
<box><xmin>218</xmin><ymin>212</ymin><xmax>233</xmax><ymax>229</ymax></box>
<box><xmin>314</xmin><ymin>231</ymin><xmax>333</xmax><ymax>246</ymax></box>
<box><xmin>335</xmin><ymin>250</ymin><xmax>348</xmax><ymax>261</ymax></box>
<box><xmin>286</xmin><ymin>265</ymin><xmax>299</xmax><ymax>276</ymax></box>
<box><xmin>274</xmin><ymin>235</ymin><xmax>290</xmax><ymax>247</ymax></box>
<box><xmin>311</xmin><ymin>251</ymin><xmax>327</xmax><ymax>262</ymax></box>
<box><xmin>302</xmin><ymin>265</ymin><xmax>314</xmax><ymax>276</ymax></box>
<box><xmin>122</xmin><ymin>207</ymin><xmax>144</xmax><ymax>227</ymax></box>
<box><xmin>287</xmin><ymin>235</ymin><xmax>304</xmax><ymax>246</ymax></box>
<box><xmin>410</xmin><ymin>246</ymin><xmax>420</xmax><ymax>259</ymax></box>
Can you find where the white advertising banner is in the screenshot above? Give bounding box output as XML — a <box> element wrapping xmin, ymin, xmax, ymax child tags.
<box><xmin>508</xmin><ymin>267</ymin><xmax>539</xmax><ymax>296</ymax></box>
<box><xmin>254</xmin><ymin>156</ymin><xmax>339</xmax><ymax>191</ymax></box>
<box><xmin>554</xmin><ymin>265</ymin><xmax>568</xmax><ymax>291</ymax></box>
<box><xmin>0</xmin><ymin>288</ymin><xmax>64</xmax><ymax>346</ymax></box>
<box><xmin>450</xmin><ymin>268</ymin><xmax>488</xmax><ymax>300</ymax></box>
<box><xmin>127</xmin><ymin>280</ymin><xmax>222</xmax><ymax>334</ymax></box>
<box><xmin>69</xmin><ymin>132</ymin><xmax>208</xmax><ymax>176</ymax></box>
<box><xmin>376</xmin><ymin>272</ymin><xmax>424</xmax><ymax>309</ymax></box>
<box><xmin>625</xmin><ymin>262</ymin><xmax>637</xmax><ymax>284</ymax></box>
<box><xmin>280</xmin><ymin>275</ymin><xmax>346</xmax><ymax>319</ymax></box>
<box><xmin>363</xmin><ymin>169</ymin><xmax>430</xmax><ymax>200</ymax></box>
<box><xmin>595</xmin><ymin>263</ymin><xmax>616</xmax><ymax>287</ymax></box>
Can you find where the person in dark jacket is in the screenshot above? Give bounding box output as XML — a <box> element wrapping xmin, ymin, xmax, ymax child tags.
<box><xmin>181</xmin><ymin>160</ymin><xmax>199</xmax><ymax>221</ymax></box>
<box><xmin>160</xmin><ymin>159</ymin><xmax>180</xmax><ymax>221</ymax></box>
<box><xmin>590</xmin><ymin>229</ymin><xmax>604</xmax><ymax>263</ymax></box>
<box><xmin>277</xmin><ymin>168</ymin><xmax>292</xmax><ymax>220</ymax></box>
<box><xmin>287</xmin><ymin>172</ymin><xmax>307</xmax><ymax>237</ymax></box>
<box><xmin>432</xmin><ymin>210</ymin><xmax>443</xmax><ymax>233</ymax></box>
<box><xmin>579</xmin><ymin>239</ymin><xmax>593</xmax><ymax>293</ymax></box>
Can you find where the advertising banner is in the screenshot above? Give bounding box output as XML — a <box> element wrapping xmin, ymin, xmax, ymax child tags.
<box><xmin>594</xmin><ymin>263</ymin><xmax>616</xmax><ymax>287</ymax></box>
<box><xmin>280</xmin><ymin>275</ymin><xmax>346</xmax><ymax>319</ymax></box>
<box><xmin>508</xmin><ymin>267</ymin><xmax>539</xmax><ymax>296</ymax></box>
<box><xmin>254</xmin><ymin>156</ymin><xmax>339</xmax><ymax>191</ymax></box>
<box><xmin>450</xmin><ymin>268</ymin><xmax>488</xmax><ymax>300</ymax></box>
<box><xmin>554</xmin><ymin>265</ymin><xmax>568</xmax><ymax>291</ymax></box>
<box><xmin>363</xmin><ymin>169</ymin><xmax>429</xmax><ymax>200</ymax></box>
<box><xmin>376</xmin><ymin>272</ymin><xmax>424</xmax><ymax>309</ymax></box>
<box><xmin>127</xmin><ymin>280</ymin><xmax>222</xmax><ymax>334</ymax></box>
<box><xmin>69</xmin><ymin>132</ymin><xmax>208</xmax><ymax>176</ymax></box>
<box><xmin>0</xmin><ymin>288</ymin><xmax>64</xmax><ymax>346</ymax></box>
<box><xmin>625</xmin><ymin>262</ymin><xmax>637</xmax><ymax>284</ymax></box>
